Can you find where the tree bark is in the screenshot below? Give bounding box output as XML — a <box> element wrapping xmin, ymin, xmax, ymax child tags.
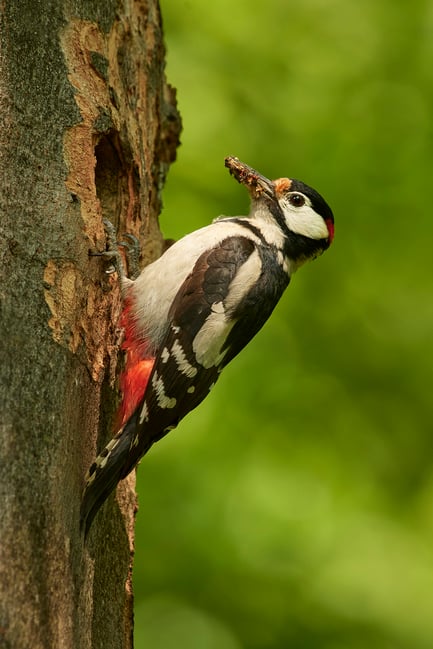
<box><xmin>0</xmin><ymin>1</ymin><xmax>180</xmax><ymax>647</ymax></box>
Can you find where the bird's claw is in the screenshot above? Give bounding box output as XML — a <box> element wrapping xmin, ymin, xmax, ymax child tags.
<box><xmin>118</xmin><ymin>233</ymin><xmax>141</xmax><ymax>280</ymax></box>
<box><xmin>90</xmin><ymin>220</ymin><xmax>141</xmax><ymax>281</ymax></box>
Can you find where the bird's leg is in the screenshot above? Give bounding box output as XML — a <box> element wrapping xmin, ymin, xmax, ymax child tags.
<box><xmin>91</xmin><ymin>219</ymin><xmax>141</xmax><ymax>285</ymax></box>
<box><xmin>118</xmin><ymin>233</ymin><xmax>141</xmax><ymax>280</ymax></box>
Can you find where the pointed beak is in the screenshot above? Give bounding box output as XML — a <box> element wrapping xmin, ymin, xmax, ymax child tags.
<box><xmin>225</xmin><ymin>156</ymin><xmax>275</xmax><ymax>200</ymax></box>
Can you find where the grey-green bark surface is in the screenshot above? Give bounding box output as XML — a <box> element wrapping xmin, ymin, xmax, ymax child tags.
<box><xmin>0</xmin><ymin>1</ymin><xmax>180</xmax><ymax>647</ymax></box>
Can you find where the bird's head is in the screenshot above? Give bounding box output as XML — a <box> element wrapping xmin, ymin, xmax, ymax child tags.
<box><xmin>225</xmin><ymin>156</ymin><xmax>334</xmax><ymax>265</ymax></box>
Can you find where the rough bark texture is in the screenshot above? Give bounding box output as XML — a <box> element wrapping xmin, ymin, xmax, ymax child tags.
<box><xmin>0</xmin><ymin>1</ymin><xmax>180</xmax><ymax>647</ymax></box>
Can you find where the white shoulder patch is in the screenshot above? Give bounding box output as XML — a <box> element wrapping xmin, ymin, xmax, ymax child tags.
<box><xmin>192</xmin><ymin>249</ymin><xmax>262</xmax><ymax>368</ymax></box>
<box><xmin>224</xmin><ymin>249</ymin><xmax>262</xmax><ymax>312</ymax></box>
<box><xmin>192</xmin><ymin>304</ymin><xmax>236</xmax><ymax>369</ymax></box>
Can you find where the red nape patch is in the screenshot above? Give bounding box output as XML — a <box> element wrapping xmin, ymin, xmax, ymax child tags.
<box><xmin>326</xmin><ymin>218</ymin><xmax>335</xmax><ymax>243</ymax></box>
<box><xmin>117</xmin><ymin>298</ymin><xmax>155</xmax><ymax>427</ymax></box>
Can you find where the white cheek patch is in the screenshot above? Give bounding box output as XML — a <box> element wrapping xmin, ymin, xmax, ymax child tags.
<box><xmin>280</xmin><ymin>200</ymin><xmax>329</xmax><ymax>240</ymax></box>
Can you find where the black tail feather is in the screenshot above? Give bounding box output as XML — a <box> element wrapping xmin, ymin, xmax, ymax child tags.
<box><xmin>80</xmin><ymin>413</ymin><xmax>151</xmax><ymax>538</ymax></box>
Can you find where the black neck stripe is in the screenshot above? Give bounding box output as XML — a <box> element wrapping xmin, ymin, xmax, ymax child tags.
<box><xmin>267</xmin><ymin>202</ymin><xmax>293</xmax><ymax>241</ymax></box>
<box><xmin>219</xmin><ymin>218</ymin><xmax>268</xmax><ymax>244</ymax></box>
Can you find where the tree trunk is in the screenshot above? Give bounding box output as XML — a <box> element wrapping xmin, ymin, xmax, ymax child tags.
<box><xmin>0</xmin><ymin>1</ymin><xmax>180</xmax><ymax>647</ymax></box>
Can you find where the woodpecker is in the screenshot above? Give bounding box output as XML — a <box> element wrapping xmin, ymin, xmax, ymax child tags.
<box><xmin>80</xmin><ymin>156</ymin><xmax>334</xmax><ymax>535</ymax></box>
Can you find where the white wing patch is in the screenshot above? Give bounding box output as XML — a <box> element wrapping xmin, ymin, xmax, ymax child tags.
<box><xmin>151</xmin><ymin>372</ymin><xmax>177</xmax><ymax>409</ymax></box>
<box><xmin>161</xmin><ymin>347</ymin><xmax>170</xmax><ymax>363</ymax></box>
<box><xmin>139</xmin><ymin>400</ymin><xmax>149</xmax><ymax>423</ymax></box>
<box><xmin>171</xmin><ymin>339</ymin><xmax>198</xmax><ymax>377</ymax></box>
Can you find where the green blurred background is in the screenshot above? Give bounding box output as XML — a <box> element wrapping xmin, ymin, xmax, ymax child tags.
<box><xmin>134</xmin><ymin>1</ymin><xmax>433</xmax><ymax>647</ymax></box>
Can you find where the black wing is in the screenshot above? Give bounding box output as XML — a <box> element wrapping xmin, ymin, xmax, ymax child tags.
<box><xmin>132</xmin><ymin>235</ymin><xmax>259</xmax><ymax>446</ymax></box>
<box><xmin>128</xmin><ymin>234</ymin><xmax>290</xmax><ymax>453</ymax></box>
<box><xmin>81</xmin><ymin>234</ymin><xmax>289</xmax><ymax>534</ymax></box>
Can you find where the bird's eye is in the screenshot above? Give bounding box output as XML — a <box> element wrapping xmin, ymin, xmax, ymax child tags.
<box><xmin>288</xmin><ymin>192</ymin><xmax>306</xmax><ymax>207</ymax></box>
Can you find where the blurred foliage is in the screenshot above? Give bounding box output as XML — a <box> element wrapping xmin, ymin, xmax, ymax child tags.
<box><xmin>134</xmin><ymin>1</ymin><xmax>433</xmax><ymax>647</ymax></box>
